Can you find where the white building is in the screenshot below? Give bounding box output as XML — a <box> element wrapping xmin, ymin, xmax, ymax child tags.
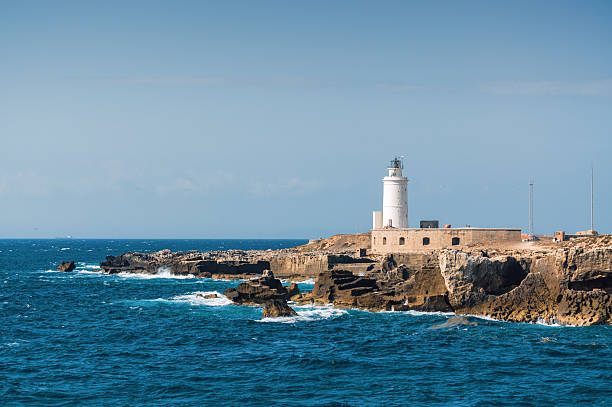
<box><xmin>372</xmin><ymin>157</ymin><xmax>408</xmax><ymax>229</ymax></box>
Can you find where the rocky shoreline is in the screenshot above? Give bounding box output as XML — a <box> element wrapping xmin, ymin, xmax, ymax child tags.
<box><xmin>95</xmin><ymin>233</ymin><xmax>612</xmax><ymax>326</ymax></box>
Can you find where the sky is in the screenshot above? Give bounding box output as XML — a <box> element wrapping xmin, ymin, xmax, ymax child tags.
<box><xmin>0</xmin><ymin>0</ymin><xmax>611</xmax><ymax>238</ymax></box>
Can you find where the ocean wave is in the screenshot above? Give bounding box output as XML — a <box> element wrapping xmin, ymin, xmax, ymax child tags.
<box><xmin>76</xmin><ymin>270</ymin><xmax>104</xmax><ymax>275</ymax></box>
<box><xmin>116</xmin><ymin>267</ymin><xmax>194</xmax><ymax>279</ymax></box>
<box><xmin>400</xmin><ymin>310</ymin><xmax>456</xmax><ymax>317</ymax></box>
<box><xmin>4</xmin><ymin>342</ymin><xmax>20</xmax><ymax>347</ymax></box>
<box><xmin>60</xmin><ymin>247</ymin><xmax>70</xmax><ymax>251</ymax></box>
<box><xmin>532</xmin><ymin>318</ymin><xmax>564</xmax><ymax>327</ymax></box>
<box><xmin>169</xmin><ymin>291</ymin><xmax>233</xmax><ymax>307</ymax></box>
<box><xmin>259</xmin><ymin>306</ymin><xmax>348</xmax><ymax>324</ymax></box>
<box><xmin>77</xmin><ymin>263</ymin><xmax>102</xmax><ymax>270</ymax></box>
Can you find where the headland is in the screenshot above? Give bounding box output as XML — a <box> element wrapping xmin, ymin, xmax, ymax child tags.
<box><xmin>95</xmin><ymin>232</ymin><xmax>612</xmax><ymax>326</ymax></box>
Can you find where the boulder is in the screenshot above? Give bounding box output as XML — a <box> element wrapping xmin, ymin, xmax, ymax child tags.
<box><xmin>196</xmin><ymin>293</ymin><xmax>219</xmax><ymax>299</ymax></box>
<box><xmin>310</xmin><ymin>269</ymin><xmax>403</xmax><ymax>311</ymax></box>
<box><xmin>57</xmin><ymin>261</ymin><xmax>76</xmax><ymax>272</ymax></box>
<box><xmin>286</xmin><ymin>282</ymin><xmax>300</xmax><ymax>298</ymax></box>
<box><xmin>223</xmin><ymin>272</ymin><xmax>290</xmax><ymax>305</ymax></box>
<box><xmin>262</xmin><ymin>299</ymin><xmax>298</xmax><ymax>318</ymax></box>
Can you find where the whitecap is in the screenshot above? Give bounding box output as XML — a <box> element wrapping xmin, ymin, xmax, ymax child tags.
<box><xmin>259</xmin><ymin>306</ymin><xmax>348</xmax><ymax>324</ymax></box>
<box><xmin>116</xmin><ymin>267</ymin><xmax>194</xmax><ymax>279</ymax></box>
<box><xmin>533</xmin><ymin>318</ymin><xmax>564</xmax><ymax>327</ymax></box>
<box><xmin>60</xmin><ymin>247</ymin><xmax>70</xmax><ymax>251</ymax></box>
<box><xmin>76</xmin><ymin>270</ymin><xmax>103</xmax><ymax>275</ymax></box>
<box><xmin>469</xmin><ymin>314</ymin><xmax>500</xmax><ymax>322</ymax></box>
<box><xmin>79</xmin><ymin>264</ymin><xmax>102</xmax><ymax>270</ymax></box>
<box><xmin>169</xmin><ymin>291</ymin><xmax>233</xmax><ymax>307</ymax></box>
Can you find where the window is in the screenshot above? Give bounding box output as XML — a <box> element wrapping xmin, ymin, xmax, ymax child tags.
<box><xmin>452</xmin><ymin>237</ymin><xmax>460</xmax><ymax>246</ymax></box>
<box><xmin>423</xmin><ymin>237</ymin><xmax>430</xmax><ymax>245</ymax></box>
<box><xmin>399</xmin><ymin>237</ymin><xmax>405</xmax><ymax>245</ymax></box>
<box><xmin>373</xmin><ymin>237</ymin><xmax>376</xmax><ymax>245</ymax></box>
<box><xmin>383</xmin><ymin>237</ymin><xmax>387</xmax><ymax>245</ymax></box>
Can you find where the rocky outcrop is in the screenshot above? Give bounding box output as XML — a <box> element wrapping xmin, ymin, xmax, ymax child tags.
<box><xmin>262</xmin><ymin>300</ymin><xmax>298</xmax><ymax>318</ymax></box>
<box><xmin>297</xmin><ymin>232</ymin><xmax>371</xmax><ymax>252</ymax></box>
<box><xmin>98</xmin><ymin>246</ymin><xmax>375</xmax><ymax>280</ymax></box>
<box><xmin>96</xmin><ymin>233</ymin><xmax>612</xmax><ymax>325</ymax></box>
<box><xmin>438</xmin><ymin>241</ymin><xmax>612</xmax><ymax>325</ymax></box>
<box><xmin>223</xmin><ymin>270</ymin><xmax>298</xmax><ymax>306</ymax></box>
<box><xmin>301</xmin><ymin>268</ymin><xmax>452</xmax><ymax>312</ymax></box>
<box><xmin>100</xmin><ymin>250</ymin><xmax>270</xmax><ymax>279</ymax></box>
<box><xmin>438</xmin><ymin>251</ymin><xmax>529</xmax><ymax>310</ymax></box>
<box><xmin>57</xmin><ymin>261</ymin><xmax>75</xmax><ymax>272</ymax></box>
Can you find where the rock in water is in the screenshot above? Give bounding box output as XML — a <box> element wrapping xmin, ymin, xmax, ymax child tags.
<box><xmin>262</xmin><ymin>299</ymin><xmax>298</xmax><ymax>318</ymax></box>
<box><xmin>196</xmin><ymin>293</ymin><xmax>218</xmax><ymax>299</ymax></box>
<box><xmin>286</xmin><ymin>282</ymin><xmax>300</xmax><ymax>298</ymax></box>
<box><xmin>57</xmin><ymin>261</ymin><xmax>76</xmax><ymax>272</ymax></box>
<box><xmin>223</xmin><ymin>272</ymin><xmax>290</xmax><ymax>305</ymax></box>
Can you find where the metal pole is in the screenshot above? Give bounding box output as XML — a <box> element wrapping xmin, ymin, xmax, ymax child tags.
<box><xmin>591</xmin><ymin>167</ymin><xmax>594</xmax><ymax>232</ymax></box>
<box><xmin>529</xmin><ymin>182</ymin><xmax>533</xmax><ymax>237</ymax></box>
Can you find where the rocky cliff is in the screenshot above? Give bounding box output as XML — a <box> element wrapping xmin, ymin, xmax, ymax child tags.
<box><xmin>98</xmin><ymin>234</ymin><xmax>612</xmax><ymax>325</ymax></box>
<box><xmin>297</xmin><ymin>236</ymin><xmax>612</xmax><ymax>325</ymax></box>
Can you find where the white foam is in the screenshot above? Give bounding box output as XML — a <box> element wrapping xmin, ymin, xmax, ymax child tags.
<box><xmin>470</xmin><ymin>314</ymin><xmax>500</xmax><ymax>322</ymax></box>
<box><xmin>169</xmin><ymin>291</ymin><xmax>233</xmax><ymax>307</ymax></box>
<box><xmin>400</xmin><ymin>310</ymin><xmax>456</xmax><ymax>317</ymax></box>
<box><xmin>60</xmin><ymin>247</ymin><xmax>70</xmax><ymax>251</ymax></box>
<box><xmin>78</xmin><ymin>263</ymin><xmax>101</xmax><ymax>270</ymax></box>
<box><xmin>116</xmin><ymin>267</ymin><xmax>194</xmax><ymax>279</ymax></box>
<box><xmin>533</xmin><ymin>318</ymin><xmax>564</xmax><ymax>327</ymax></box>
<box><xmin>259</xmin><ymin>306</ymin><xmax>348</xmax><ymax>323</ymax></box>
<box><xmin>280</xmin><ymin>278</ymin><xmax>316</xmax><ymax>284</ymax></box>
<box><xmin>76</xmin><ymin>270</ymin><xmax>103</xmax><ymax>275</ymax></box>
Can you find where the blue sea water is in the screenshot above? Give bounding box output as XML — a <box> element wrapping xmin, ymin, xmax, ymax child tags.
<box><xmin>1</xmin><ymin>239</ymin><xmax>611</xmax><ymax>406</ymax></box>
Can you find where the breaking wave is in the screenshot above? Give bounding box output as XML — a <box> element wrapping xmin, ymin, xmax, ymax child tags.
<box><xmin>259</xmin><ymin>306</ymin><xmax>348</xmax><ymax>324</ymax></box>
<box><xmin>116</xmin><ymin>267</ymin><xmax>194</xmax><ymax>279</ymax></box>
<box><xmin>170</xmin><ymin>291</ymin><xmax>233</xmax><ymax>307</ymax></box>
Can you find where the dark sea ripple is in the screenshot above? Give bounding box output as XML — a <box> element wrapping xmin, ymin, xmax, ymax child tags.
<box><xmin>1</xmin><ymin>239</ymin><xmax>611</xmax><ymax>406</ymax></box>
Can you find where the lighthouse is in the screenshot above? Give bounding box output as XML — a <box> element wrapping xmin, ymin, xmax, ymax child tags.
<box><xmin>372</xmin><ymin>157</ymin><xmax>408</xmax><ymax>229</ymax></box>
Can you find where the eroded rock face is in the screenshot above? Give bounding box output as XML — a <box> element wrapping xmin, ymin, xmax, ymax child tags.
<box><xmin>438</xmin><ymin>244</ymin><xmax>612</xmax><ymax>326</ymax></box>
<box><xmin>439</xmin><ymin>251</ymin><xmax>528</xmax><ymax>310</ymax></box>
<box><xmin>262</xmin><ymin>300</ymin><xmax>298</xmax><ymax>318</ymax></box>
<box><xmin>100</xmin><ymin>250</ymin><xmax>270</xmax><ymax>279</ymax></box>
<box><xmin>306</xmin><ymin>268</ymin><xmax>452</xmax><ymax>312</ymax></box>
<box><xmin>57</xmin><ymin>261</ymin><xmax>75</xmax><ymax>272</ymax></box>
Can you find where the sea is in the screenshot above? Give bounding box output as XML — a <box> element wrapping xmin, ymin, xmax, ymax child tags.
<box><xmin>1</xmin><ymin>239</ymin><xmax>611</xmax><ymax>406</ymax></box>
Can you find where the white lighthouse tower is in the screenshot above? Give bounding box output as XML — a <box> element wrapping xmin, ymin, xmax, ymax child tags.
<box><xmin>373</xmin><ymin>157</ymin><xmax>408</xmax><ymax>229</ymax></box>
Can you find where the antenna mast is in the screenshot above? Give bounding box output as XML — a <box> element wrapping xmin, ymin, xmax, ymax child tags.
<box><xmin>529</xmin><ymin>181</ymin><xmax>534</xmax><ymax>239</ymax></box>
<box><xmin>591</xmin><ymin>167</ymin><xmax>594</xmax><ymax>233</ymax></box>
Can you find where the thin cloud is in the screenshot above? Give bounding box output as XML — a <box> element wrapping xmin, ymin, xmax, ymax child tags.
<box><xmin>249</xmin><ymin>177</ymin><xmax>323</xmax><ymax>197</ymax></box>
<box><xmin>481</xmin><ymin>79</ymin><xmax>612</xmax><ymax>96</ymax></box>
<box><xmin>96</xmin><ymin>74</ymin><xmax>425</xmax><ymax>92</ymax></box>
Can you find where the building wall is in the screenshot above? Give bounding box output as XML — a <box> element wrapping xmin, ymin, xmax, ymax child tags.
<box><xmin>371</xmin><ymin>228</ymin><xmax>521</xmax><ymax>254</ymax></box>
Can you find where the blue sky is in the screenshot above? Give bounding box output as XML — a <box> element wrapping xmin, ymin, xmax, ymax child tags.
<box><xmin>1</xmin><ymin>1</ymin><xmax>611</xmax><ymax>238</ymax></box>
